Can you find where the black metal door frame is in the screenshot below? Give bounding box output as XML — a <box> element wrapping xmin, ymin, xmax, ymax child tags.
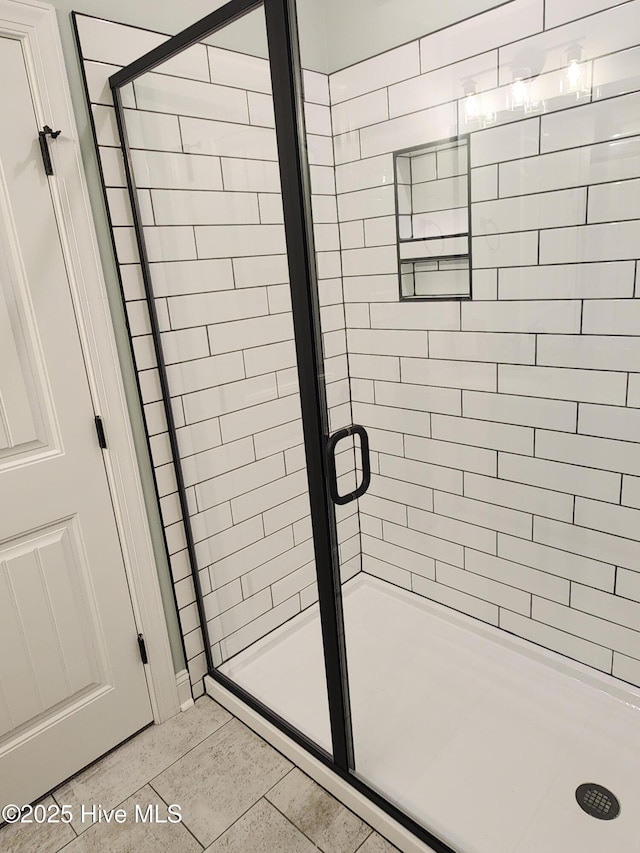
<box><xmin>110</xmin><ymin>3</ymin><xmax>454</xmax><ymax>850</ymax></box>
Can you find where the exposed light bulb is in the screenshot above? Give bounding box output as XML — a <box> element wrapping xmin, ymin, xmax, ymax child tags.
<box><xmin>462</xmin><ymin>79</ymin><xmax>481</xmax><ymax>122</ymax></box>
<box><xmin>464</xmin><ymin>92</ymin><xmax>481</xmax><ymax>120</ymax></box>
<box><xmin>563</xmin><ymin>44</ymin><xmax>590</xmax><ymax>98</ymax></box>
<box><xmin>566</xmin><ymin>58</ymin><xmax>582</xmax><ymax>89</ymax></box>
<box><xmin>511</xmin><ymin>78</ymin><xmax>528</xmax><ymax>108</ymax></box>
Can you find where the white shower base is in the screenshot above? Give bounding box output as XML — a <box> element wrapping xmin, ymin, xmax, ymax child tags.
<box><xmin>220</xmin><ymin>574</ymin><xmax>640</xmax><ymax>853</ymax></box>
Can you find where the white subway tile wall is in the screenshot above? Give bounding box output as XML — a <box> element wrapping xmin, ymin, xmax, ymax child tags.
<box><xmin>76</xmin><ymin>14</ymin><xmax>357</xmax><ymax>694</ymax></box>
<box><xmin>329</xmin><ymin>0</ymin><xmax>640</xmax><ymax>688</ymax></box>
<box><xmin>79</xmin><ymin>1</ymin><xmax>640</xmax><ymax>695</ymax></box>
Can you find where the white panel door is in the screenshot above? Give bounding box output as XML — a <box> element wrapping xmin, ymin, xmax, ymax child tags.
<box><xmin>0</xmin><ymin>33</ymin><xmax>153</xmax><ymax>807</ymax></box>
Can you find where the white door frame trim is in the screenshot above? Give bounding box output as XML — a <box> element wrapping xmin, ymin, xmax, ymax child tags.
<box><xmin>0</xmin><ymin>0</ymin><xmax>180</xmax><ymax>723</ymax></box>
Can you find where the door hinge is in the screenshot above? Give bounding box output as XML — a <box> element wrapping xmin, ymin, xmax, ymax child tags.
<box><xmin>137</xmin><ymin>634</ymin><xmax>148</xmax><ymax>665</ymax></box>
<box><xmin>38</xmin><ymin>125</ymin><xmax>62</xmax><ymax>176</ymax></box>
<box><xmin>94</xmin><ymin>415</ymin><xmax>107</xmax><ymax>449</ymax></box>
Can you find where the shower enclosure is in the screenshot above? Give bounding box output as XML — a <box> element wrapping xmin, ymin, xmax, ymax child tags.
<box><xmin>76</xmin><ymin>0</ymin><xmax>640</xmax><ymax>848</ymax></box>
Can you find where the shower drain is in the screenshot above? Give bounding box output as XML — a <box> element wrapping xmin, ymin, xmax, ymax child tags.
<box><xmin>575</xmin><ymin>783</ymin><xmax>620</xmax><ymax>820</ymax></box>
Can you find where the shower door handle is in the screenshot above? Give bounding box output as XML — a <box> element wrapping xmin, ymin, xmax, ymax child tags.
<box><xmin>326</xmin><ymin>424</ymin><xmax>371</xmax><ymax>506</ymax></box>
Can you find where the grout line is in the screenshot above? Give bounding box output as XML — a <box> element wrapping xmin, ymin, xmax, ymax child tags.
<box><xmin>263</xmin><ymin>766</ymin><xmax>296</xmax><ymax>799</ymax></box>
<box><xmin>62</xmin><ymin>717</ymin><xmax>235</xmax><ymax>847</ymax></box>
<box><xmin>206</xmin><ymin>793</ymin><xmax>279</xmax><ymax>849</ymax></box>
<box><xmin>146</xmin><ymin>781</ymin><xmax>205</xmax><ymax>850</ymax></box>
<box><xmin>267</xmin><ymin>768</ymin><xmax>375</xmax><ymax>853</ymax></box>
<box><xmin>266</xmin><ymin>796</ymin><xmax>337</xmax><ymax>852</ymax></box>
<box><xmin>204</xmin><ymin>44</ymin><xmax>212</xmax><ymax>84</ymax></box>
<box><xmin>322</xmin><ymin>71</ymin><xmax>631</xmax><ymax>140</ymax></box>
<box><xmin>119</xmin><ymin>159</ymin><xmax>640</xmax><ymax>212</ymax></box>
<box><xmin>353</xmin><ymin>829</ymin><xmax>377</xmax><ymax>852</ymax></box>
<box><xmin>585</xmin><ymin>185</ymin><xmax>589</xmax><ymax>225</ymax></box>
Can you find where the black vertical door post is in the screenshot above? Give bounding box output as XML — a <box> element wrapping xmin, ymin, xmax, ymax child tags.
<box><xmin>107</xmin><ymin>1</ymin><xmax>462</xmax><ymax>847</ymax></box>
<box><xmin>263</xmin><ymin>0</ymin><xmax>354</xmax><ymax>772</ymax></box>
<box><xmin>109</xmin><ymin>0</ymin><xmax>354</xmax><ymax>775</ymax></box>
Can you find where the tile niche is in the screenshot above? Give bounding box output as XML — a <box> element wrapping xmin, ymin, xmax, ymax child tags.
<box><xmin>395</xmin><ymin>135</ymin><xmax>471</xmax><ymax>300</ymax></box>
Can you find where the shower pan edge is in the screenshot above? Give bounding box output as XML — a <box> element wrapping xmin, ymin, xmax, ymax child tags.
<box><xmin>204</xmin><ymin>673</ymin><xmax>452</xmax><ymax>853</ymax></box>
<box><xmin>347</xmin><ymin>576</ymin><xmax>640</xmax><ymax>710</ymax></box>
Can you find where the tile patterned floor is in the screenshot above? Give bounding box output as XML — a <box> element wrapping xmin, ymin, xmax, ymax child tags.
<box><xmin>0</xmin><ymin>697</ymin><xmax>399</xmax><ymax>853</ymax></box>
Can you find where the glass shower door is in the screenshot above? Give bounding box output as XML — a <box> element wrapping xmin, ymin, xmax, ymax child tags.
<box><xmin>110</xmin><ymin>0</ymin><xmax>351</xmax><ymax>761</ymax></box>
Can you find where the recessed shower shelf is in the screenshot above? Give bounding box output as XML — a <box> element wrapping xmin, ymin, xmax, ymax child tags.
<box><xmin>400</xmin><ymin>254</ymin><xmax>471</xmax><ymax>300</ymax></box>
<box><xmin>395</xmin><ymin>135</ymin><xmax>472</xmax><ymax>301</ymax></box>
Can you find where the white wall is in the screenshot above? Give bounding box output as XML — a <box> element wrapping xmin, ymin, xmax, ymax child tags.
<box><xmin>304</xmin><ymin>0</ymin><xmax>512</xmax><ymax>72</ymax></box>
<box><xmin>330</xmin><ymin>0</ymin><xmax>640</xmax><ymax>689</ymax></box>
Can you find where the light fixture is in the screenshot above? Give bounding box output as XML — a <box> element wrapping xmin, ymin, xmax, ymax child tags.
<box><xmin>511</xmin><ymin>78</ymin><xmax>528</xmax><ymax>106</ymax></box>
<box><xmin>462</xmin><ymin>79</ymin><xmax>496</xmax><ymax>127</ymax></box>
<box><xmin>567</xmin><ymin>59</ymin><xmax>582</xmax><ymax>89</ymax></box>
<box><xmin>562</xmin><ymin>43</ymin><xmax>589</xmax><ymax>97</ymax></box>
<box><xmin>463</xmin><ymin>79</ymin><xmax>481</xmax><ymax>121</ymax></box>
<box><xmin>482</xmin><ymin>106</ymin><xmax>497</xmax><ymax>126</ymax></box>
<box><xmin>508</xmin><ymin>67</ymin><xmax>531</xmax><ymax>111</ymax></box>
